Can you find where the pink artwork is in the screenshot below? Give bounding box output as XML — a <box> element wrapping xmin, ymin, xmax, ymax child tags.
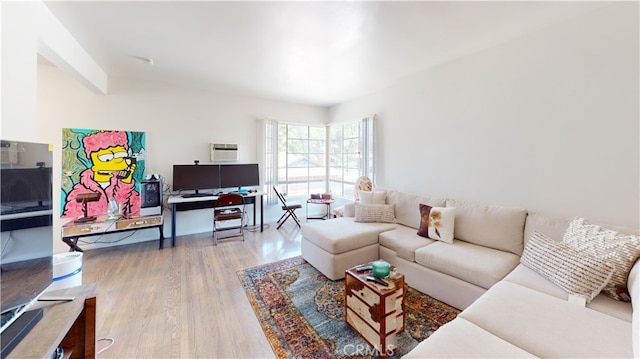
<box><xmin>61</xmin><ymin>129</ymin><xmax>145</xmax><ymax>218</ymax></box>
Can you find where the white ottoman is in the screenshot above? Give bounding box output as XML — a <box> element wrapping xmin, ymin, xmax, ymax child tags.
<box><xmin>300</xmin><ymin>217</ymin><xmax>396</xmax><ymax>280</ymax></box>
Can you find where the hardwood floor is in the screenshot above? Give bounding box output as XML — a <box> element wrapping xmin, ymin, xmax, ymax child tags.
<box><xmin>81</xmin><ymin>222</ymin><xmax>303</xmax><ymax>358</ymax></box>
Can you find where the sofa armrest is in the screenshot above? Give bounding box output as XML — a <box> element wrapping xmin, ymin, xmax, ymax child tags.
<box><xmin>343</xmin><ymin>202</ymin><xmax>356</xmax><ymax>217</ymax></box>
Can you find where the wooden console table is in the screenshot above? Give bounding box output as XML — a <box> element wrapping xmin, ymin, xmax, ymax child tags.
<box><xmin>345</xmin><ymin>265</ymin><xmax>404</xmax><ymax>357</ymax></box>
<box><xmin>7</xmin><ymin>283</ymin><xmax>97</xmax><ymax>358</ymax></box>
<box><xmin>62</xmin><ymin>213</ymin><xmax>164</xmax><ymax>250</ymax></box>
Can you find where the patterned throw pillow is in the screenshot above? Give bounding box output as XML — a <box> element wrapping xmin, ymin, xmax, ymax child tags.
<box><xmin>417</xmin><ymin>204</ymin><xmax>455</xmax><ymax>244</ymax></box>
<box><xmin>563</xmin><ymin>217</ymin><xmax>640</xmax><ymax>302</ymax></box>
<box><xmin>354</xmin><ymin>203</ymin><xmax>395</xmax><ymax>223</ymax></box>
<box><xmin>521</xmin><ymin>232</ymin><xmax>615</xmax><ymax>303</ymax></box>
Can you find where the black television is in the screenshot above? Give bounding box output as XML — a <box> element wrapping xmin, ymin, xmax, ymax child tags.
<box><xmin>0</xmin><ymin>140</ymin><xmax>53</xmax><ymax>356</ymax></box>
<box><xmin>172</xmin><ymin>164</ymin><xmax>221</xmax><ymax>195</ymax></box>
<box><xmin>219</xmin><ymin>164</ymin><xmax>260</xmax><ymax>189</ymax></box>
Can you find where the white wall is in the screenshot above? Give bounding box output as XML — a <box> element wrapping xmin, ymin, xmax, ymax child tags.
<box><xmin>330</xmin><ymin>3</ymin><xmax>640</xmax><ymax>229</ymax></box>
<box><xmin>1</xmin><ymin>1</ymin><xmax>106</xmax><ymax>141</ymax></box>
<box><xmin>2</xmin><ymin>1</ymin><xmax>39</xmax><ymax>140</ymax></box>
<box><xmin>37</xmin><ymin>66</ymin><xmax>327</xmax><ymax>252</ymax></box>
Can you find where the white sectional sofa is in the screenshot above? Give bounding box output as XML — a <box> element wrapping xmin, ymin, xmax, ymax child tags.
<box><xmin>300</xmin><ymin>189</ymin><xmax>640</xmax><ymax>358</ymax></box>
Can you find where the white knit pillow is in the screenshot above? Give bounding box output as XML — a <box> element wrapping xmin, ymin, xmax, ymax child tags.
<box><xmin>521</xmin><ymin>231</ymin><xmax>615</xmax><ymax>303</ymax></box>
<box><xmin>563</xmin><ymin>217</ymin><xmax>640</xmax><ymax>301</ymax></box>
<box><xmin>354</xmin><ymin>203</ymin><xmax>395</xmax><ymax>223</ymax></box>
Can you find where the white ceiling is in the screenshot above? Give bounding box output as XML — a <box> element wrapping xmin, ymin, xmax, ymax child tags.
<box><xmin>43</xmin><ymin>1</ymin><xmax>610</xmax><ymax>107</ymax></box>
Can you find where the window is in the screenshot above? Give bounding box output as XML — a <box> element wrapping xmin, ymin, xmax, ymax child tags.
<box><xmin>278</xmin><ymin>124</ymin><xmax>326</xmax><ymax>196</ymax></box>
<box><xmin>328</xmin><ymin>116</ymin><xmax>375</xmax><ymax>198</ymax></box>
<box><xmin>259</xmin><ymin>115</ymin><xmax>374</xmax><ymax>202</ymax></box>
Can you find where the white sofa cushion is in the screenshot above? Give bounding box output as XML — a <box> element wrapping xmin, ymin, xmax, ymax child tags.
<box><xmin>446</xmin><ymin>199</ymin><xmax>527</xmax><ymax>255</ymax></box>
<box><xmin>521</xmin><ymin>232</ymin><xmax>614</xmax><ymax>303</ymax></box>
<box><xmin>385</xmin><ymin>190</ymin><xmax>446</xmax><ymax>229</ymax></box>
<box><xmin>523</xmin><ymin>212</ymin><xmax>570</xmax><ymax>246</ymax></box>
<box><xmin>460</xmin><ymin>281</ymin><xmax>634</xmax><ymax>358</ymax></box>
<box><xmin>503</xmin><ymin>264</ymin><xmax>633</xmax><ymax>322</ymax></box>
<box><xmin>404</xmin><ymin>317</ymin><xmax>537</xmax><ymax>358</ymax></box>
<box><xmin>563</xmin><ymin>217</ymin><xmax>640</xmax><ymax>302</ymax></box>
<box><xmin>378</xmin><ymin>226</ymin><xmax>434</xmax><ymax>262</ymax></box>
<box><xmin>300</xmin><ymin>217</ymin><xmax>395</xmax><ymax>254</ymax></box>
<box><xmin>414</xmin><ymin>240</ymin><xmax>520</xmax><ymax>289</ymax></box>
<box><xmin>343</xmin><ymin>202</ymin><xmax>356</xmax><ymax>217</ymax></box>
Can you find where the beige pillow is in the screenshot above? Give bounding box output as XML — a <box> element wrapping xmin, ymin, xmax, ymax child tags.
<box><xmin>521</xmin><ymin>231</ymin><xmax>614</xmax><ymax>303</ymax></box>
<box><xmin>417</xmin><ymin>204</ymin><xmax>455</xmax><ymax>244</ymax></box>
<box><xmin>354</xmin><ymin>203</ymin><xmax>395</xmax><ymax>223</ymax></box>
<box><xmin>563</xmin><ymin>217</ymin><xmax>640</xmax><ymax>301</ymax></box>
<box><xmin>358</xmin><ymin>190</ymin><xmax>386</xmax><ymax>205</ymax></box>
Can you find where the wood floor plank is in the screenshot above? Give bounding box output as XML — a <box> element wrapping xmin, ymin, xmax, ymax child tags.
<box><xmin>81</xmin><ymin>223</ymin><xmax>302</xmax><ymax>358</ymax></box>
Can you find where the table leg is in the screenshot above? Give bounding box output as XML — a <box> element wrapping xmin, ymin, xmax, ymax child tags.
<box><xmin>158</xmin><ymin>224</ymin><xmax>164</xmax><ymax>250</ymax></box>
<box><xmin>63</xmin><ymin>237</ymin><xmax>83</xmax><ymax>252</ymax></box>
<box><xmin>171</xmin><ymin>203</ymin><xmax>177</xmax><ymax>247</ymax></box>
<box><xmin>260</xmin><ymin>195</ymin><xmax>264</xmax><ymax>232</ymax></box>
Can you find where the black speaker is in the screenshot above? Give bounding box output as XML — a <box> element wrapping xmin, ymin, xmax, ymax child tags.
<box><xmin>140</xmin><ymin>179</ymin><xmax>162</xmax><ymax>216</ymax></box>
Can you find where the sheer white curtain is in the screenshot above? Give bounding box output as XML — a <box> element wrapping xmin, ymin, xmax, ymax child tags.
<box><xmin>361</xmin><ymin>115</ymin><xmax>376</xmax><ymax>185</ymax></box>
<box><xmin>257</xmin><ymin>118</ymin><xmax>278</xmax><ymax>204</ymax></box>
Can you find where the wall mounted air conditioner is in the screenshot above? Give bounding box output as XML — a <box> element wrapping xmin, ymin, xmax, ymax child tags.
<box><xmin>210</xmin><ymin>143</ymin><xmax>238</xmax><ymax>162</ymax></box>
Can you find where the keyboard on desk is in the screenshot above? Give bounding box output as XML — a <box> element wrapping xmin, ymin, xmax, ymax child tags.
<box><xmin>181</xmin><ymin>193</ymin><xmax>213</xmax><ymax>198</ymax></box>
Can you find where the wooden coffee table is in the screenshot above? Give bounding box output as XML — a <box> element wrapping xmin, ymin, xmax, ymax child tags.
<box><xmin>345</xmin><ymin>264</ymin><xmax>405</xmax><ymax>357</ymax></box>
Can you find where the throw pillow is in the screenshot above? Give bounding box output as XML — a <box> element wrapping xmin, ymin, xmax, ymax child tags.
<box><xmin>521</xmin><ymin>231</ymin><xmax>615</xmax><ymax>303</ymax></box>
<box><xmin>354</xmin><ymin>203</ymin><xmax>395</xmax><ymax>223</ymax></box>
<box><xmin>417</xmin><ymin>204</ymin><xmax>455</xmax><ymax>244</ymax></box>
<box><xmin>358</xmin><ymin>190</ymin><xmax>386</xmax><ymax>205</ymax></box>
<box><xmin>563</xmin><ymin>217</ymin><xmax>640</xmax><ymax>302</ymax></box>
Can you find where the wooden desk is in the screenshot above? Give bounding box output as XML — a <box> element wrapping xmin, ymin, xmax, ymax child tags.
<box><xmin>167</xmin><ymin>192</ymin><xmax>264</xmax><ymax>247</ymax></box>
<box><xmin>62</xmin><ymin>213</ymin><xmax>164</xmax><ymax>250</ymax></box>
<box><xmin>7</xmin><ymin>283</ymin><xmax>97</xmax><ymax>359</ymax></box>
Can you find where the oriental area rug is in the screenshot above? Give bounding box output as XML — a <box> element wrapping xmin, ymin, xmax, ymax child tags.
<box><xmin>237</xmin><ymin>256</ymin><xmax>460</xmax><ymax>358</ymax></box>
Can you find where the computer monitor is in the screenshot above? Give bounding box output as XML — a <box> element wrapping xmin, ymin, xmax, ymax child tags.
<box><xmin>172</xmin><ymin>165</ymin><xmax>220</xmax><ymax>193</ymax></box>
<box><xmin>219</xmin><ymin>164</ymin><xmax>259</xmax><ymax>189</ymax></box>
<box><xmin>1</xmin><ymin>168</ymin><xmax>52</xmax><ymax>209</ymax></box>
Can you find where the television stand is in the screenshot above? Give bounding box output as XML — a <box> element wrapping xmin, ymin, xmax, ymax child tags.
<box><xmin>1</xmin><ymin>308</ymin><xmax>43</xmax><ymax>357</ymax></box>
<box><xmin>6</xmin><ymin>284</ymin><xmax>96</xmax><ymax>358</ymax></box>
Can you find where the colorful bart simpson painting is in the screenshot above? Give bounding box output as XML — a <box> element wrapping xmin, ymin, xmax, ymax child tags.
<box><xmin>61</xmin><ymin>128</ymin><xmax>146</xmax><ymax>218</ymax></box>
